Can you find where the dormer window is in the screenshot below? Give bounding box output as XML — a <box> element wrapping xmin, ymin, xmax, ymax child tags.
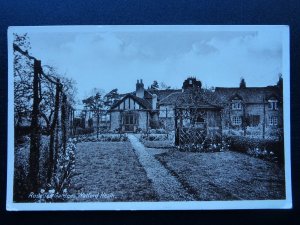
<box><xmin>231</xmin><ymin>100</ymin><xmax>242</xmax><ymax>110</ymax></box>
<box><xmin>230</xmin><ymin>94</ymin><xmax>243</xmax><ymax>110</ymax></box>
<box><xmin>268</xmin><ymin>99</ymin><xmax>278</xmax><ymax>110</ymax></box>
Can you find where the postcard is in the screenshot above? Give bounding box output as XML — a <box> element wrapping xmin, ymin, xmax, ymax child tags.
<box><xmin>7</xmin><ymin>25</ymin><xmax>292</xmax><ymax>210</ymax></box>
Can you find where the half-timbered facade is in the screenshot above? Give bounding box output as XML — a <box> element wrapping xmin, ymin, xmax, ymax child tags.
<box><xmin>109</xmin><ymin>80</ymin><xmax>161</xmax><ymax>132</ymax></box>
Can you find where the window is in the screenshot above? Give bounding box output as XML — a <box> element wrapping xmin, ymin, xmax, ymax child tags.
<box><xmin>268</xmin><ymin>100</ymin><xmax>278</xmax><ymax>110</ymax></box>
<box><xmin>249</xmin><ymin>115</ymin><xmax>260</xmax><ymax>127</ymax></box>
<box><xmin>196</xmin><ymin>116</ymin><xmax>204</xmax><ymax>123</ymax></box>
<box><xmin>231</xmin><ymin>100</ymin><xmax>242</xmax><ymax>110</ymax></box>
<box><xmin>269</xmin><ymin>116</ymin><xmax>278</xmax><ymax>126</ymax></box>
<box><xmin>232</xmin><ymin>116</ymin><xmax>242</xmax><ymax>125</ymax></box>
<box><xmin>124</xmin><ymin>114</ymin><xmax>136</xmax><ymax>125</ymax></box>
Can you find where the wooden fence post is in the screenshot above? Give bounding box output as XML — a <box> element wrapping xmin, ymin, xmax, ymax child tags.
<box><xmin>61</xmin><ymin>93</ymin><xmax>67</xmax><ymax>154</ymax></box>
<box><xmin>28</xmin><ymin>59</ymin><xmax>42</xmax><ymax>193</ymax></box>
<box><xmin>47</xmin><ymin>79</ymin><xmax>60</xmax><ymax>183</ymax></box>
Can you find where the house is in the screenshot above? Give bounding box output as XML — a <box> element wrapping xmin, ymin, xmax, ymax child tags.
<box><xmin>109</xmin><ymin>79</ymin><xmax>179</xmax><ymax>132</ymax></box>
<box><xmin>214</xmin><ymin>84</ymin><xmax>283</xmax><ymax>137</ymax></box>
<box><xmin>109</xmin><ymin>77</ymin><xmax>283</xmax><ymax>139</ymax></box>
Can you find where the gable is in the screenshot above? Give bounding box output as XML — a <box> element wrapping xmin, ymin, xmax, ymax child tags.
<box><xmin>230</xmin><ymin>93</ymin><xmax>243</xmax><ymax>101</ymax></box>
<box><xmin>110</xmin><ymin>94</ymin><xmax>151</xmax><ymax>110</ymax></box>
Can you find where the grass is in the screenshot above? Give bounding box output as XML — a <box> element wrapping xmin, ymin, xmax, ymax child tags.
<box><xmin>155</xmin><ymin>151</ymin><xmax>285</xmax><ymax>200</ymax></box>
<box><xmin>69</xmin><ymin>141</ymin><xmax>157</xmax><ymax>202</ymax></box>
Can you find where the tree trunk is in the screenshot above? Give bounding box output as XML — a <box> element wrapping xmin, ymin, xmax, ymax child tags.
<box><xmin>97</xmin><ymin>109</ymin><xmax>100</xmax><ymax>138</ymax></box>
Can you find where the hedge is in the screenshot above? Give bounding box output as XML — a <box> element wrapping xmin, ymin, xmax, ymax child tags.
<box><xmin>224</xmin><ymin>135</ymin><xmax>284</xmax><ymax>164</ymax></box>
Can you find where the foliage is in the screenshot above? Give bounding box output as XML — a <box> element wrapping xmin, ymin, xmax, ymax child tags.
<box><xmin>13</xmin><ymin>33</ymin><xmax>33</xmax><ymax>127</ymax></box>
<box><xmin>178</xmin><ymin>135</ymin><xmax>229</xmax><ymax>153</ymax></box>
<box><xmin>149</xmin><ymin>118</ymin><xmax>160</xmax><ymax>129</ymax></box>
<box><xmin>224</xmin><ymin>135</ymin><xmax>284</xmax><ymax>164</ymax></box>
<box><xmin>14</xmin><ymin>135</ymin><xmax>50</xmax><ymax>202</ymax></box>
<box><xmin>38</xmin><ymin>66</ymin><xmax>77</xmax><ymax>134</ymax></box>
<box><xmin>30</xmin><ymin>138</ymin><xmax>76</xmax><ymax>202</ymax></box>
<box><xmin>74</xmin><ymin>127</ymin><xmax>95</xmax><ymax>135</ymax></box>
<box><xmin>13</xmin><ymin>34</ymin><xmax>77</xmax><ymax>201</ymax></box>
<box><xmin>150</xmin><ymin>80</ymin><xmax>159</xmax><ymax>89</ymax></box>
<box><xmin>149</xmin><ymin>128</ymin><xmax>168</xmax><ymax>134</ymax></box>
<box><xmin>13</xmin><ymin>34</ymin><xmax>77</xmax><ymax>131</ymax></box>
<box><xmin>148</xmin><ymin>80</ymin><xmax>171</xmax><ymax>90</ymax></box>
<box><xmin>76</xmin><ymin>133</ymin><xmax>128</xmax><ymax>142</ymax></box>
<box><xmin>103</xmin><ymin>88</ymin><xmax>120</xmax><ymax>109</ymax></box>
<box><xmin>14</xmin><ymin>136</ymin><xmax>77</xmax><ymax>202</ymax></box>
<box><xmin>82</xmin><ymin>92</ymin><xmax>103</xmax><ymax>111</ymax></box>
<box><xmin>160</xmin><ymin>82</ymin><xmax>171</xmax><ymax>90</ymax></box>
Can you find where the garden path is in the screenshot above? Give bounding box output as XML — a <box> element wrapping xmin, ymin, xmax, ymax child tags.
<box><xmin>128</xmin><ymin>134</ymin><xmax>195</xmax><ymax>201</ymax></box>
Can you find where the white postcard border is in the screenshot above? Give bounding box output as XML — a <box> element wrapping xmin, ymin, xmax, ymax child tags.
<box><xmin>6</xmin><ymin>25</ymin><xmax>292</xmax><ymax>211</ymax></box>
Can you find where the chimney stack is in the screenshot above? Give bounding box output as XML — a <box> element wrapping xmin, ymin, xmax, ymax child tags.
<box><xmin>136</xmin><ymin>79</ymin><xmax>144</xmax><ymax>98</ymax></box>
<box><xmin>152</xmin><ymin>94</ymin><xmax>157</xmax><ymax>109</ymax></box>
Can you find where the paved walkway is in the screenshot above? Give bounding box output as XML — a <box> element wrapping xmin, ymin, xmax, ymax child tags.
<box><xmin>128</xmin><ymin>134</ymin><xmax>194</xmax><ymax>201</ymax></box>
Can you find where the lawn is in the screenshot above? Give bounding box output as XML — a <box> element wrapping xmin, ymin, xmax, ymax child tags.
<box><xmin>69</xmin><ymin>141</ymin><xmax>157</xmax><ymax>202</ymax></box>
<box><xmin>155</xmin><ymin>151</ymin><xmax>285</xmax><ymax>200</ymax></box>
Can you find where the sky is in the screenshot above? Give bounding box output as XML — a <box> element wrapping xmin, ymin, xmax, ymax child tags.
<box><xmin>23</xmin><ymin>26</ymin><xmax>286</xmax><ymax>102</ymax></box>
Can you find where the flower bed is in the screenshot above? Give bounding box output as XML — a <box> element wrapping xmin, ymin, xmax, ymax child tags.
<box><xmin>35</xmin><ymin>138</ymin><xmax>77</xmax><ymax>202</ymax></box>
<box><xmin>139</xmin><ymin>132</ymin><xmax>175</xmax><ymax>148</ymax></box>
<box><xmin>14</xmin><ymin>136</ymin><xmax>77</xmax><ymax>202</ymax></box>
<box><xmin>142</xmin><ymin>140</ymin><xmax>175</xmax><ymax>148</ymax></box>
<box><xmin>224</xmin><ymin>135</ymin><xmax>284</xmax><ymax>164</ymax></box>
<box><xmin>178</xmin><ymin>136</ymin><xmax>229</xmax><ymax>153</ymax></box>
<box><xmin>75</xmin><ymin>133</ymin><xmax>128</xmax><ymax>142</ymax></box>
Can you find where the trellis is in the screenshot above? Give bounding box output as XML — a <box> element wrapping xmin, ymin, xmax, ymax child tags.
<box><xmin>174</xmin><ymin>90</ymin><xmax>210</xmax><ymax>151</ymax></box>
<box><xmin>13</xmin><ymin>44</ymin><xmax>74</xmax><ymax>192</ymax></box>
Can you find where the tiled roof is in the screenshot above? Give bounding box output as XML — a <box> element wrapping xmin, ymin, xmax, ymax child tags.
<box><xmin>214</xmin><ymin>86</ymin><xmax>282</xmax><ymax>104</ymax></box>
<box><xmin>159</xmin><ymin>92</ymin><xmax>182</xmax><ymax>105</ymax></box>
<box><xmin>110</xmin><ymin>94</ymin><xmax>152</xmax><ymax>110</ymax></box>
<box><xmin>146</xmin><ymin>89</ymin><xmax>181</xmax><ymax>101</ymax></box>
<box><xmin>159</xmin><ymin>90</ymin><xmax>221</xmax><ymax>109</ymax></box>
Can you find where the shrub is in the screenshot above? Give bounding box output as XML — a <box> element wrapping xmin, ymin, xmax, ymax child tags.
<box><xmin>140</xmin><ymin>133</ymin><xmax>168</xmax><ymax>141</ymax></box>
<box><xmin>178</xmin><ymin>135</ymin><xmax>227</xmax><ymax>153</ymax></box>
<box><xmin>76</xmin><ymin>133</ymin><xmax>128</xmax><ymax>142</ymax></box>
<box><xmin>149</xmin><ymin>129</ymin><xmax>167</xmax><ymax>134</ymax></box>
<box><xmin>75</xmin><ymin>127</ymin><xmax>94</xmax><ymax>135</ymax></box>
<box><xmin>225</xmin><ymin>135</ymin><xmax>284</xmax><ymax>164</ymax></box>
<box><xmin>15</xmin><ymin>126</ymin><xmax>31</xmax><ymax>144</ymax></box>
<box><xmin>14</xmin><ymin>135</ymin><xmax>50</xmax><ymax>202</ymax></box>
<box><xmin>31</xmin><ymin>138</ymin><xmax>77</xmax><ymax>203</ymax></box>
<box><xmin>149</xmin><ymin>119</ymin><xmax>160</xmax><ymax>129</ymax></box>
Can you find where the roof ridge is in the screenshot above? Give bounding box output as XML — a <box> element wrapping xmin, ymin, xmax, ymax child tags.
<box><xmin>159</xmin><ymin>91</ymin><xmax>182</xmax><ymax>103</ymax></box>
